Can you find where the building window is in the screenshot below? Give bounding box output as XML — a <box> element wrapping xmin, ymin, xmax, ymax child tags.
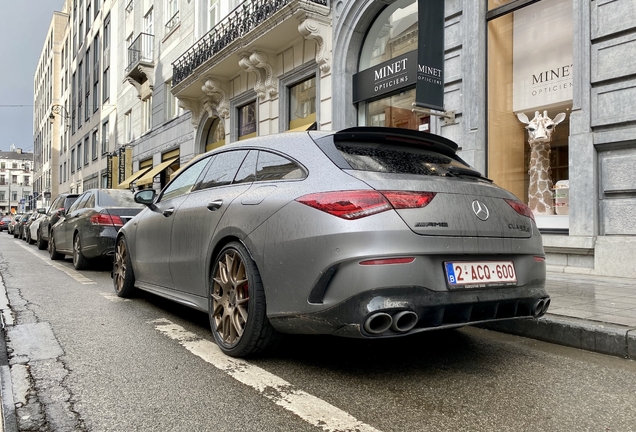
<box><xmin>103</xmin><ymin>14</ymin><xmax>110</xmax><ymax>103</ymax></box>
<box><xmin>64</xmin><ymin>162</ymin><xmax>67</xmax><ymax>182</ymax></box>
<box><xmin>93</xmin><ymin>33</ymin><xmax>100</xmax><ymax>112</ymax></box>
<box><xmin>125</xmin><ymin>111</ymin><xmax>132</xmax><ymax>142</ymax></box>
<box><xmin>78</xmin><ymin>62</ymin><xmax>83</xmax><ymax>128</ymax></box>
<box><xmin>238</xmin><ymin>101</ymin><xmax>256</xmax><ymax>141</ymax></box>
<box><xmin>487</xmin><ymin>0</ymin><xmax>573</xmax><ymax>227</ymax></box>
<box><xmin>142</xmin><ymin>96</ymin><xmax>152</xmax><ymax>133</ymax></box>
<box><xmin>92</xmin><ymin>130</ymin><xmax>98</xmax><ymax>160</ymax></box>
<box><xmin>205</xmin><ymin>118</ymin><xmax>225</xmax><ymax>152</ymax></box>
<box><xmin>71</xmin><ymin>148</ymin><xmax>76</xmax><ymax>172</ymax></box>
<box><xmin>84</xmin><ymin>137</ymin><xmax>90</xmax><ymax>165</ymax></box>
<box><xmin>59</xmin><ymin>166</ymin><xmax>63</xmax><ymax>184</ymax></box>
<box><xmin>143</xmin><ymin>9</ymin><xmax>154</xmax><ymax>60</ymax></box>
<box><xmin>11</xmin><ymin>175</ymin><xmax>17</xmax><ymax>184</ymax></box>
<box><xmin>289</xmin><ymin>76</ymin><xmax>316</xmax><ymax>131</ymax></box>
<box><xmin>102</xmin><ymin>120</ymin><xmax>109</xmax><ymax>154</ymax></box>
<box><xmin>166</xmin><ymin>0</ymin><xmax>179</xmax><ymax>31</ymax></box>
<box><xmin>77</xmin><ymin>143</ymin><xmax>82</xmax><ymax>170</ymax></box>
<box><xmin>206</xmin><ymin>0</ymin><xmax>218</xmax><ymax>33</ymax></box>
<box><xmin>165</xmin><ymin>81</ymin><xmax>180</xmax><ymax>120</ymax></box>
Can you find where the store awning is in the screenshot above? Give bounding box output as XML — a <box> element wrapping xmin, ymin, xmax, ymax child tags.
<box><xmin>287</xmin><ymin>121</ymin><xmax>317</xmax><ymax>132</ymax></box>
<box><xmin>116</xmin><ymin>168</ymin><xmax>152</xmax><ymax>189</ymax></box>
<box><xmin>136</xmin><ymin>158</ymin><xmax>178</xmax><ymax>187</ymax></box>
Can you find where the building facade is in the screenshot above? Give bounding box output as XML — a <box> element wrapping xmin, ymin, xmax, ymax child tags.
<box><xmin>0</xmin><ymin>149</ymin><xmax>34</xmax><ymax>215</ymax></box>
<box><xmin>33</xmin><ymin>11</ymin><xmax>68</xmax><ymax>206</ymax></box>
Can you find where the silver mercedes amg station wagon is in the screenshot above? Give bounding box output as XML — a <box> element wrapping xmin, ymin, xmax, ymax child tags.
<box><xmin>113</xmin><ymin>127</ymin><xmax>549</xmax><ymax>357</ymax></box>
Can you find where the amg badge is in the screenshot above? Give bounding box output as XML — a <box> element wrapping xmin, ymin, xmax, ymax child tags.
<box><xmin>415</xmin><ymin>222</ymin><xmax>449</xmax><ymax>227</ymax></box>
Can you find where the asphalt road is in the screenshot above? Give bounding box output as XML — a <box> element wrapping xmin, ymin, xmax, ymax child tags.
<box><xmin>1</xmin><ymin>232</ymin><xmax>635</xmax><ymax>432</ymax></box>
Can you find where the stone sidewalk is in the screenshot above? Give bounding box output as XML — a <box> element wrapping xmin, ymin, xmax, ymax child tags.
<box><xmin>483</xmin><ymin>271</ymin><xmax>636</xmax><ymax>359</ymax></box>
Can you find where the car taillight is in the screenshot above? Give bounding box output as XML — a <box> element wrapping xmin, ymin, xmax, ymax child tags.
<box><xmin>505</xmin><ymin>199</ymin><xmax>535</xmax><ymax>222</ymax></box>
<box><xmin>90</xmin><ymin>213</ymin><xmax>124</xmax><ymax>226</ymax></box>
<box><xmin>296</xmin><ymin>190</ymin><xmax>436</xmax><ymax>220</ymax></box>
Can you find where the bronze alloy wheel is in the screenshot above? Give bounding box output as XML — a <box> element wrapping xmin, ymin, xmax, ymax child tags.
<box><xmin>113</xmin><ymin>237</ymin><xmax>135</xmax><ymax>297</ymax></box>
<box><xmin>212</xmin><ymin>250</ymin><xmax>250</xmax><ymax>347</ymax></box>
<box><xmin>73</xmin><ymin>235</ymin><xmax>89</xmax><ymax>270</ymax></box>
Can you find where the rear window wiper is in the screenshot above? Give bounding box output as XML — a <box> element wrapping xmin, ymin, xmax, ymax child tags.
<box><xmin>445</xmin><ymin>166</ymin><xmax>492</xmax><ymax>181</ymax></box>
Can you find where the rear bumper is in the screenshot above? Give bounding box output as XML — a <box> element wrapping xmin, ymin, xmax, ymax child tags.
<box><xmin>268</xmin><ymin>281</ymin><xmax>549</xmax><ymax>338</ymax></box>
<box><xmin>81</xmin><ymin>227</ymin><xmax>119</xmax><ymax>259</ymax></box>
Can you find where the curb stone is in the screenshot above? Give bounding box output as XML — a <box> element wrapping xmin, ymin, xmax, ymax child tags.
<box><xmin>480</xmin><ymin>315</ymin><xmax>636</xmax><ymax>359</ymax></box>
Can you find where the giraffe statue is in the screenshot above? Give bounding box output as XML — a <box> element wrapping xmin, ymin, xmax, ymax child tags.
<box><xmin>517</xmin><ymin>110</ymin><xmax>567</xmax><ymax>215</ymax></box>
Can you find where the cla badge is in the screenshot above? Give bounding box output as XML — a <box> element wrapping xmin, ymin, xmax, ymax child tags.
<box><xmin>472</xmin><ymin>200</ymin><xmax>489</xmax><ymax>221</ymax></box>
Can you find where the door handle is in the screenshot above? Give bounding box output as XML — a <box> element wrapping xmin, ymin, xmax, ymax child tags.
<box><xmin>162</xmin><ymin>208</ymin><xmax>174</xmax><ymax>217</ymax></box>
<box><xmin>207</xmin><ymin>199</ymin><xmax>223</xmax><ymax>211</ymax></box>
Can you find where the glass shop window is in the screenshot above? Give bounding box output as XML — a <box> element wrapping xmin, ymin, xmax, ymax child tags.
<box><xmin>487</xmin><ymin>0</ymin><xmax>573</xmax><ymax>230</ymax></box>
<box><xmin>289</xmin><ymin>77</ymin><xmax>316</xmax><ymax>131</ymax></box>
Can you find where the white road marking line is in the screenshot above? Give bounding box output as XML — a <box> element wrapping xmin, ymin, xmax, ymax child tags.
<box><xmin>150</xmin><ymin>318</ymin><xmax>382</xmax><ymax>432</ymax></box>
<box><xmin>18</xmin><ymin>243</ymin><xmax>97</xmax><ymax>284</ymax></box>
<box><xmin>100</xmin><ymin>293</ymin><xmax>130</xmax><ymax>302</ymax></box>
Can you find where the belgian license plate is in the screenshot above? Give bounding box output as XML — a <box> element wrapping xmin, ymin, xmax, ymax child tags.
<box><xmin>445</xmin><ymin>261</ymin><xmax>517</xmax><ymax>288</ymax></box>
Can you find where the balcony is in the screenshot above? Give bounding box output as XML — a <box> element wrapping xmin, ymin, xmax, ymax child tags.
<box><xmin>125</xmin><ymin>33</ymin><xmax>155</xmax><ymax>89</ymax></box>
<box><xmin>172</xmin><ymin>0</ymin><xmax>330</xmax><ymax>97</ymax></box>
<box><xmin>166</xmin><ymin>11</ymin><xmax>180</xmax><ymax>33</ymax></box>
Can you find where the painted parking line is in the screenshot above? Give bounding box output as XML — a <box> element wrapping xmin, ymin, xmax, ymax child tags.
<box><xmin>150</xmin><ymin>318</ymin><xmax>382</xmax><ymax>432</ymax></box>
<box><xmin>100</xmin><ymin>293</ymin><xmax>130</xmax><ymax>302</ymax></box>
<box><xmin>18</xmin><ymin>243</ymin><xmax>96</xmax><ymax>285</ymax></box>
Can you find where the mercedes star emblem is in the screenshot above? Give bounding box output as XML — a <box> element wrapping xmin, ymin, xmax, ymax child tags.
<box><xmin>472</xmin><ymin>200</ymin><xmax>490</xmax><ymax>221</ymax></box>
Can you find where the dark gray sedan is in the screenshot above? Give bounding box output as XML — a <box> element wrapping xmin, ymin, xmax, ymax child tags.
<box><xmin>49</xmin><ymin>189</ymin><xmax>144</xmax><ymax>269</ymax></box>
<box><xmin>113</xmin><ymin>127</ymin><xmax>549</xmax><ymax>358</ymax></box>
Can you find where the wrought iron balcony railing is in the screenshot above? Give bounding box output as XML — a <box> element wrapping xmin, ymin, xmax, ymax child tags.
<box><xmin>126</xmin><ymin>33</ymin><xmax>154</xmax><ymax>74</ymax></box>
<box><xmin>172</xmin><ymin>0</ymin><xmax>329</xmax><ymax>86</ymax></box>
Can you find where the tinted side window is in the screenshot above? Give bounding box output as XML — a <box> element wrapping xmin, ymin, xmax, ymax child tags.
<box><xmin>161</xmin><ymin>156</ymin><xmax>211</xmax><ymax>201</ymax></box>
<box><xmin>197</xmin><ymin>150</ymin><xmax>249</xmax><ymax>190</ymax></box>
<box><xmin>68</xmin><ymin>194</ymin><xmax>88</xmax><ymax>213</ymax></box>
<box><xmin>233</xmin><ymin>150</ymin><xmax>257</xmax><ymax>185</ymax></box>
<box><xmin>48</xmin><ymin>197</ymin><xmax>63</xmax><ymax>214</ymax></box>
<box><xmin>84</xmin><ymin>194</ymin><xmax>96</xmax><ymax>209</ymax></box>
<box><xmin>63</xmin><ymin>196</ymin><xmax>79</xmax><ymax>209</ymax></box>
<box><xmin>255</xmin><ymin>151</ymin><xmax>305</xmax><ymax>182</ymax></box>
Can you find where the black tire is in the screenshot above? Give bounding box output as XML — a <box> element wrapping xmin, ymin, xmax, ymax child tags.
<box><xmin>113</xmin><ymin>236</ymin><xmax>136</xmax><ymax>297</ymax></box>
<box><xmin>72</xmin><ymin>234</ymin><xmax>90</xmax><ymax>270</ymax></box>
<box><xmin>209</xmin><ymin>242</ymin><xmax>279</xmax><ymax>358</ymax></box>
<box><xmin>48</xmin><ymin>232</ymin><xmax>64</xmax><ymax>260</ymax></box>
<box><xmin>26</xmin><ymin>229</ymin><xmax>33</xmax><ymax>244</ymax></box>
<box><xmin>36</xmin><ymin>231</ymin><xmax>47</xmax><ymax>250</ymax></box>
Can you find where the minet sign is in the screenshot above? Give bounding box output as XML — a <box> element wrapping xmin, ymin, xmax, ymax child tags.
<box><xmin>415</xmin><ymin>0</ymin><xmax>445</xmax><ymax>111</ymax></box>
<box><xmin>352</xmin><ymin>51</ymin><xmax>417</xmax><ymax>103</ymax></box>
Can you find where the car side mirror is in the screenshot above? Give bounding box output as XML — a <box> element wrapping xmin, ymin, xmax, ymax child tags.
<box><xmin>134</xmin><ymin>189</ymin><xmax>156</xmax><ymax>206</ymax></box>
<box><xmin>37</xmin><ymin>208</ymin><xmax>46</xmax><ymax>214</ymax></box>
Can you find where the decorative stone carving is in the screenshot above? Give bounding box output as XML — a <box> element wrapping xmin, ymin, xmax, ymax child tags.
<box><xmin>298</xmin><ymin>14</ymin><xmax>332</xmax><ymax>73</ymax></box>
<box><xmin>239</xmin><ymin>52</ymin><xmax>267</xmax><ymax>100</ymax></box>
<box><xmin>238</xmin><ymin>51</ymin><xmax>278</xmax><ymax>101</ymax></box>
<box><xmin>201</xmin><ymin>77</ymin><xmax>230</xmax><ymax>119</ymax></box>
<box><xmin>178</xmin><ymin>97</ymin><xmax>204</xmax><ymax>129</ymax></box>
<box><xmin>517</xmin><ymin>110</ymin><xmax>567</xmax><ymax>216</ymax></box>
<box><xmin>249</xmin><ymin>51</ymin><xmax>278</xmax><ymax>98</ymax></box>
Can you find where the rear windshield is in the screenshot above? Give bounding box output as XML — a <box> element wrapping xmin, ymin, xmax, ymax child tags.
<box><xmin>98</xmin><ymin>190</ymin><xmax>144</xmax><ymax>207</ymax></box>
<box><xmin>335</xmin><ymin>142</ymin><xmax>478</xmax><ymax>177</ymax></box>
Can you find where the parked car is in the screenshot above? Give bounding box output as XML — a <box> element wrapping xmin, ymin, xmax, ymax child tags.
<box><xmin>36</xmin><ymin>193</ymin><xmax>80</xmax><ymax>250</ymax></box>
<box><xmin>48</xmin><ymin>189</ymin><xmax>144</xmax><ymax>269</ymax></box>
<box><xmin>19</xmin><ymin>210</ymin><xmax>41</xmax><ymax>242</ymax></box>
<box><xmin>25</xmin><ymin>209</ymin><xmax>46</xmax><ymax>244</ymax></box>
<box><xmin>0</xmin><ymin>216</ymin><xmax>11</xmax><ymax>231</ymax></box>
<box><xmin>8</xmin><ymin>215</ymin><xmax>24</xmax><ymax>236</ymax></box>
<box><xmin>112</xmin><ymin>127</ymin><xmax>549</xmax><ymax>358</ymax></box>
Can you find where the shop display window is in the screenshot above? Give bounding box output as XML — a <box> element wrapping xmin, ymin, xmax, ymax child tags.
<box><xmin>238</xmin><ymin>101</ymin><xmax>256</xmax><ymax>141</ymax></box>
<box><xmin>487</xmin><ymin>0</ymin><xmax>573</xmax><ymax>230</ymax></box>
<box><xmin>205</xmin><ymin>117</ymin><xmax>225</xmax><ymax>152</ymax></box>
<box><xmin>357</xmin><ymin>0</ymin><xmax>429</xmax><ymax>131</ymax></box>
<box><xmin>289</xmin><ymin>77</ymin><xmax>316</xmax><ymax>131</ymax></box>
